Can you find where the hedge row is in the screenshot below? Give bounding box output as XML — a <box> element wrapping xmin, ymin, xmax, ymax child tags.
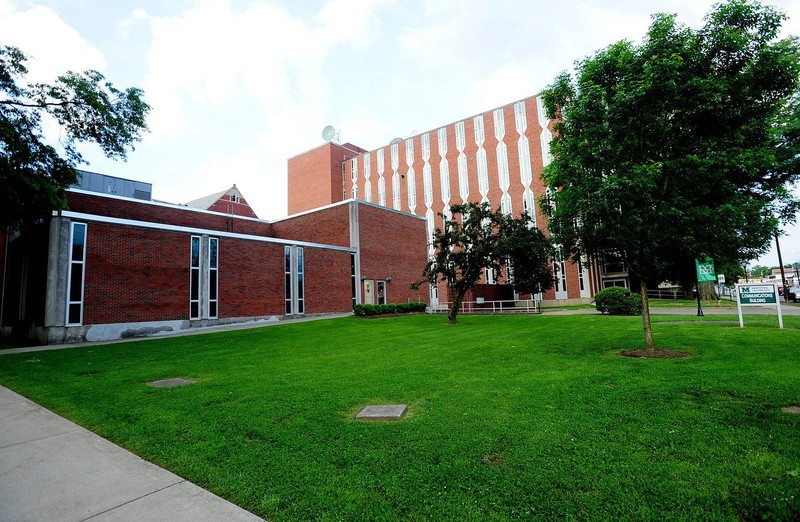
<box><xmin>353</xmin><ymin>302</ymin><xmax>427</xmax><ymax>316</ymax></box>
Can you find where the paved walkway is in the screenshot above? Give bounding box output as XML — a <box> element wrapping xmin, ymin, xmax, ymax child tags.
<box><xmin>0</xmin><ymin>386</ymin><xmax>263</xmax><ymax>522</ymax></box>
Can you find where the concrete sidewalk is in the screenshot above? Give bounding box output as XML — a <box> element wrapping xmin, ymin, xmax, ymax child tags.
<box><xmin>0</xmin><ymin>386</ymin><xmax>263</xmax><ymax>522</ymax></box>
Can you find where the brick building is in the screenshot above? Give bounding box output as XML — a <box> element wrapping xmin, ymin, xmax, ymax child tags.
<box><xmin>1</xmin><ymin>180</ymin><xmax>426</xmax><ymax>344</ymax></box>
<box><xmin>288</xmin><ymin>95</ymin><xmax>626</xmax><ymax>306</ymax></box>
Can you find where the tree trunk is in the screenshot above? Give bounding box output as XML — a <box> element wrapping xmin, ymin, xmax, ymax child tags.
<box><xmin>448</xmin><ymin>292</ymin><xmax>463</xmax><ymax>324</ymax></box>
<box><xmin>698</xmin><ymin>280</ymin><xmax>718</xmax><ymax>301</ymax></box>
<box><xmin>640</xmin><ymin>279</ymin><xmax>654</xmax><ymax>350</ymax></box>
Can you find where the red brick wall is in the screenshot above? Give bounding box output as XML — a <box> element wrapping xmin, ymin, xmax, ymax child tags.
<box><xmin>83</xmin><ymin>223</ymin><xmax>189</xmax><ymax>324</ymax></box>
<box><xmin>67</xmin><ymin>192</ymin><xmax>273</xmax><ymax>237</ymax></box>
<box><xmin>82</xmin><ymin>221</ymin><xmax>356</xmax><ymax>325</ymax></box>
<box><xmin>218</xmin><ymin>237</ymin><xmax>285</xmax><ymax>317</ymax></box>
<box><xmin>357</xmin><ymin>203</ymin><xmax>428</xmax><ymax>303</ymax></box>
<box><xmin>271</xmin><ymin>203</ymin><xmax>351</xmax><ymax>247</ymax></box>
<box><xmin>304</xmin><ymin>248</ymin><xmax>353</xmax><ymax>313</ymax></box>
<box><xmin>287</xmin><ymin>142</ymin><xmax>367</xmax><ymax>215</ymax></box>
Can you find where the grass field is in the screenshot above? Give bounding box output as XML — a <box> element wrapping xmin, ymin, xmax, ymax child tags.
<box><xmin>1</xmin><ymin>314</ymin><xmax>799</xmax><ymax>520</ymax></box>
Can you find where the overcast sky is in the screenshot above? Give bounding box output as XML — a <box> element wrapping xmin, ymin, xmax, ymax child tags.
<box><xmin>2</xmin><ymin>0</ymin><xmax>799</xmax><ymax>267</ymax></box>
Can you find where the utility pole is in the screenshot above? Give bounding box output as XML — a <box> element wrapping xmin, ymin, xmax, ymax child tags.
<box><xmin>775</xmin><ymin>232</ymin><xmax>789</xmax><ymax>302</ymax></box>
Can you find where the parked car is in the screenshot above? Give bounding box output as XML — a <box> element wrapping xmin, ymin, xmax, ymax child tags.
<box><xmin>789</xmin><ymin>285</ymin><xmax>800</xmax><ymax>303</ymax></box>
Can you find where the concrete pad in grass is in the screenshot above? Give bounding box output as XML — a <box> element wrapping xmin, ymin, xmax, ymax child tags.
<box><xmin>356</xmin><ymin>404</ymin><xmax>407</xmax><ymax>420</ymax></box>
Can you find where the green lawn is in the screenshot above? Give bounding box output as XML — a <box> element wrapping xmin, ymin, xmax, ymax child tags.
<box><xmin>1</xmin><ymin>314</ymin><xmax>799</xmax><ymax>521</ymax></box>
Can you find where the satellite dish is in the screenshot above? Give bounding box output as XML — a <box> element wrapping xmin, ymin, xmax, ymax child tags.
<box><xmin>389</xmin><ymin>137</ymin><xmax>403</xmax><ymax>145</ymax></box>
<box><xmin>322</xmin><ymin>125</ymin><xmax>336</xmax><ymax>141</ymax></box>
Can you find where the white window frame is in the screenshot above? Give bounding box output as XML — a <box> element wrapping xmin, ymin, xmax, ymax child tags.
<box><xmin>190</xmin><ymin>235</ymin><xmax>201</xmax><ymax>319</ymax></box>
<box><xmin>285</xmin><ymin>245</ymin><xmax>305</xmax><ymax>315</ymax></box>
<box><xmin>207</xmin><ymin>237</ymin><xmax>218</xmax><ymax>319</ymax></box>
<box><xmin>65</xmin><ymin>222</ymin><xmax>87</xmax><ymax>326</ymax></box>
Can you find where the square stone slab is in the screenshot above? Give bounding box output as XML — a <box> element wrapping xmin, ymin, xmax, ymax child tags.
<box><xmin>146</xmin><ymin>378</ymin><xmax>196</xmax><ymax>388</ymax></box>
<box><xmin>356</xmin><ymin>404</ymin><xmax>407</xmax><ymax>420</ymax></box>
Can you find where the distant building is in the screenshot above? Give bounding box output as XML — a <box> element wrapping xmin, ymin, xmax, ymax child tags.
<box><xmin>185</xmin><ymin>184</ymin><xmax>259</xmax><ymax>218</ymax></box>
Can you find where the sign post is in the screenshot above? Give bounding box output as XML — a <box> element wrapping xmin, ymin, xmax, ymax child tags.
<box><xmin>735</xmin><ymin>283</ymin><xmax>783</xmax><ymax>329</ymax></box>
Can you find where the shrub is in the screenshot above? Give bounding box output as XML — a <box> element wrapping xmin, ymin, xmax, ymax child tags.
<box><xmin>353</xmin><ymin>302</ymin><xmax>427</xmax><ymax>316</ymax></box>
<box><xmin>594</xmin><ymin>287</ymin><xmax>643</xmax><ymax>315</ymax></box>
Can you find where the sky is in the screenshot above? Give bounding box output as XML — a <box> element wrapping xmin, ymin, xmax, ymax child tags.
<box><xmin>1</xmin><ymin>0</ymin><xmax>799</xmax><ymax>267</ymax></box>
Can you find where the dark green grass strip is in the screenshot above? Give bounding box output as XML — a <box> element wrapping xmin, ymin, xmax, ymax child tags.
<box><xmin>1</xmin><ymin>315</ymin><xmax>799</xmax><ymax>521</ymax></box>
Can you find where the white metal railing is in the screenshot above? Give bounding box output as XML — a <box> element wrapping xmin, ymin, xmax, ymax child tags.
<box><xmin>428</xmin><ymin>299</ymin><xmax>541</xmax><ymax>315</ymax></box>
<box><xmin>647</xmin><ymin>289</ymin><xmax>682</xmax><ymax>300</ymax></box>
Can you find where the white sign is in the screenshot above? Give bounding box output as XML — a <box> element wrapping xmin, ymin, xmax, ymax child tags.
<box><xmin>735</xmin><ymin>283</ymin><xmax>783</xmax><ymax>329</ymax></box>
<box><xmin>718</xmin><ymin>274</ymin><xmax>725</xmax><ymax>284</ymax></box>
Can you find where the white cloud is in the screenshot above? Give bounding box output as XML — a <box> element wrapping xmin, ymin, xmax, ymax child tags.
<box><xmin>0</xmin><ymin>0</ymin><xmax>106</xmax><ymax>81</ymax></box>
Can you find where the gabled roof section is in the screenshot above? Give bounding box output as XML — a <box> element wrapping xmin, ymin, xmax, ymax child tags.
<box><xmin>185</xmin><ymin>184</ymin><xmax>259</xmax><ymax>218</ymax></box>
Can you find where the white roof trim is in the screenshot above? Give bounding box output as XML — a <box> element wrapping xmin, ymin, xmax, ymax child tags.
<box><xmin>67</xmin><ymin>188</ymin><xmax>267</xmax><ymax>223</ymax></box>
<box><xmin>273</xmin><ymin>198</ymin><xmax>425</xmax><ymax>223</ymax></box>
<box><xmin>58</xmin><ymin>210</ymin><xmax>356</xmax><ymax>253</ymax></box>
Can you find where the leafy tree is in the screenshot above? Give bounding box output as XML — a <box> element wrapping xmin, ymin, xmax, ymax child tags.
<box><xmin>1</xmin><ymin>45</ymin><xmax>150</xmax><ymax>230</ymax></box>
<box><xmin>497</xmin><ymin>211</ymin><xmax>554</xmax><ymax>296</ymax></box>
<box><xmin>749</xmin><ymin>265</ymin><xmax>773</xmax><ymax>278</ymax></box>
<box><xmin>541</xmin><ymin>0</ymin><xmax>800</xmax><ymax>350</ymax></box>
<box><xmin>423</xmin><ymin>202</ymin><xmax>553</xmax><ymax>324</ymax></box>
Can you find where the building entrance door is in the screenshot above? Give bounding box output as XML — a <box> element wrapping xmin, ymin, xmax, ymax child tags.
<box><xmin>376</xmin><ymin>280</ymin><xmax>387</xmax><ymax>305</ymax></box>
<box><xmin>364</xmin><ymin>280</ymin><xmax>375</xmax><ymax>304</ymax></box>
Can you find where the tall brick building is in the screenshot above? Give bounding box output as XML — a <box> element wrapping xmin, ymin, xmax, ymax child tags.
<box><xmin>288</xmin><ymin>95</ymin><xmax>629</xmax><ymax>305</ymax></box>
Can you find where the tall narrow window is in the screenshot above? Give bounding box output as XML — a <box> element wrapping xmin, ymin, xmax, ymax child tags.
<box><xmin>208</xmin><ymin>237</ymin><xmax>218</xmax><ymax>318</ymax></box>
<box><xmin>391</xmin><ymin>142</ymin><xmax>401</xmax><ymax>210</ymax></box>
<box><xmin>363</xmin><ymin>155</ymin><xmax>372</xmax><ymax>202</ymax></box>
<box><xmin>285</xmin><ymin>246</ymin><xmax>305</xmax><ymax>315</ymax></box>
<box><xmin>455</xmin><ymin>121</ymin><xmax>466</xmax><ymax>149</ymax></box>
<box><xmin>351</xmin><ymin>158</ymin><xmax>359</xmax><ymax>199</ymax></box>
<box><xmin>377</xmin><ymin>148</ymin><xmax>386</xmax><ymax>206</ymax></box>
<box><xmin>494</xmin><ymin>108</ymin><xmax>505</xmax><ymax>138</ymax></box>
<box><xmin>477</xmin><ymin>148</ymin><xmax>489</xmax><ymax>197</ymax></box>
<box><xmin>554</xmin><ymin>248</ymin><xmax>567</xmax><ymax>298</ymax></box>
<box><xmin>285</xmin><ymin>246</ymin><xmax>292</xmax><ymax>315</ymax></box>
<box><xmin>296</xmin><ymin>247</ymin><xmax>304</xmax><ymax>314</ymax></box>
<box><xmin>66</xmin><ymin>222</ymin><xmax>87</xmax><ymax>325</ymax></box>
<box><xmin>474</xmin><ymin>115</ymin><xmax>485</xmax><ymax>144</ymax></box>
<box><xmin>342</xmin><ymin>163</ymin><xmax>347</xmax><ymax>200</ymax></box>
<box><xmin>485</xmin><ymin>267</ymin><xmax>496</xmax><ymax>285</ymax></box>
<box><xmin>190</xmin><ymin>236</ymin><xmax>200</xmax><ymax>319</ymax></box>
<box><xmin>423</xmin><ymin>164</ymin><xmax>433</xmax><ymax>206</ymax></box>
<box><xmin>406</xmin><ymin>139</ymin><xmax>416</xmax><ymax>212</ymax></box>
<box><xmin>500</xmin><ymin>193</ymin><xmax>512</xmax><ymax>215</ymax></box>
<box><xmin>351</xmin><ymin>253</ymin><xmax>357</xmax><ymax>309</ymax></box>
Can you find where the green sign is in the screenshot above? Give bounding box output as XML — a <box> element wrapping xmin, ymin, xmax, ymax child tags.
<box><xmin>695</xmin><ymin>257</ymin><xmax>716</xmax><ymax>282</ymax></box>
<box><xmin>738</xmin><ymin>284</ymin><xmax>777</xmax><ymax>304</ymax></box>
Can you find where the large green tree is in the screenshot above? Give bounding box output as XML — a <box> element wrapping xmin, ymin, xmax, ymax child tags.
<box><xmin>423</xmin><ymin>202</ymin><xmax>553</xmax><ymax>324</ymax></box>
<box><xmin>1</xmin><ymin>45</ymin><xmax>150</xmax><ymax>230</ymax></box>
<box><xmin>541</xmin><ymin>0</ymin><xmax>800</xmax><ymax>350</ymax></box>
